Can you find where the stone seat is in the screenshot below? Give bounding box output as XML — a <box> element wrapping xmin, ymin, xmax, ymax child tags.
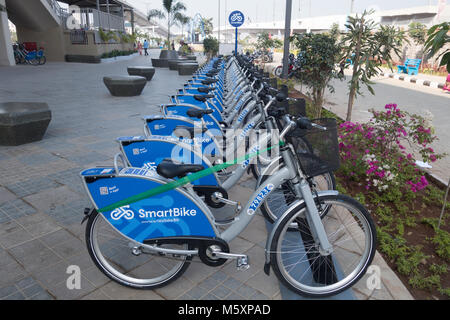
<box><xmin>151</xmin><ymin>58</ymin><xmax>169</xmax><ymax>68</ymax></box>
<box><xmin>0</xmin><ymin>102</ymin><xmax>52</xmax><ymax>146</ymax></box>
<box><xmin>103</xmin><ymin>76</ymin><xmax>147</xmax><ymax>97</ymax></box>
<box><xmin>178</xmin><ymin>63</ymin><xmax>199</xmax><ymax>76</ymax></box>
<box><xmin>127</xmin><ymin>66</ymin><xmax>156</xmax><ymax>81</ymax></box>
<box><xmin>168</xmin><ymin>59</ymin><xmax>188</xmax><ymax>71</ymax></box>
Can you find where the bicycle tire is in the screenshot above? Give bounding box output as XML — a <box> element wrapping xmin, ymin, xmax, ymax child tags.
<box><xmin>270</xmin><ymin>194</ymin><xmax>377</xmax><ymax>297</ymax></box>
<box><xmin>85</xmin><ymin>210</ymin><xmax>191</xmax><ymax>290</ymax></box>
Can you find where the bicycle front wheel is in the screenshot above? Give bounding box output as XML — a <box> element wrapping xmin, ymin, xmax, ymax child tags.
<box><xmin>86</xmin><ymin>210</ymin><xmax>191</xmax><ymax>290</ymax></box>
<box><xmin>270</xmin><ymin>194</ymin><xmax>376</xmax><ymax>297</ymax></box>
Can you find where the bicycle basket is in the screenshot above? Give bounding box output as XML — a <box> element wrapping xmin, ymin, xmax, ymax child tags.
<box><xmin>287</xmin><ymin>118</ymin><xmax>340</xmax><ymax>178</ymax></box>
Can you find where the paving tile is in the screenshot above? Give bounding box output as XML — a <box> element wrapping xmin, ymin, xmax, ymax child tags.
<box><xmin>0</xmin><ymin>219</ymin><xmax>22</xmax><ymax>237</ymax></box>
<box><xmin>235</xmin><ymin>285</ymin><xmax>259</xmax><ymax>299</ymax></box>
<box><xmin>45</xmin><ymin>277</ymin><xmax>96</xmax><ymax>300</ymax></box>
<box><xmin>51</xmin><ymin>236</ymin><xmax>86</xmax><ymax>259</ymax></box>
<box><xmin>224</xmin><ymin>292</ymin><xmax>246</xmax><ymax>300</ymax></box>
<box><xmin>5</xmin><ymin>177</ymin><xmax>60</xmax><ymax>198</ymax></box>
<box><xmin>181</xmin><ymin>259</ymin><xmax>217</xmax><ymax>283</ymax></box>
<box><xmin>0</xmin><ymin>199</ymin><xmax>36</xmax><ymax>219</ymax></box>
<box><xmin>222</xmin><ymin>277</ymin><xmax>243</xmax><ymax>291</ymax></box>
<box><xmin>186</xmin><ymin>286</ymin><xmax>209</xmax><ymax>300</ymax></box>
<box><xmin>0</xmin><ymin>228</ymin><xmax>35</xmax><ymax>249</ymax></box>
<box><xmin>23</xmin><ymin>186</ymin><xmax>82</xmax><ymax>214</ymax></box>
<box><xmin>81</xmin><ymin>289</ymin><xmax>111</xmax><ymax>300</ymax></box>
<box><xmin>246</xmin><ymin>270</ymin><xmax>281</xmax><ymax>298</ymax></box>
<box><xmin>0</xmin><ymin>261</ymin><xmax>29</xmax><ymax>287</ymax></box>
<box><xmin>0</xmin><ymin>187</ymin><xmax>17</xmax><ymax>205</ymax></box>
<box><xmin>18</xmin><ymin>152</ymin><xmax>61</xmax><ymax>166</ymax></box>
<box><xmin>250</xmin><ymin>292</ymin><xmax>271</xmax><ymax>300</ymax></box>
<box><xmin>2</xmin><ymin>291</ymin><xmax>25</xmax><ymax>300</ymax></box>
<box><xmin>15</xmin><ymin>276</ymin><xmax>37</xmax><ymax>290</ymax></box>
<box><xmin>22</xmin><ymin>283</ymin><xmax>47</xmax><ymax>298</ymax></box>
<box><xmin>28</xmin><ymin>290</ymin><xmax>54</xmax><ymax>300</ymax></box>
<box><xmin>82</xmin><ymin>267</ymin><xmax>110</xmax><ymax>288</ymax></box>
<box><xmin>209</xmin><ymin>270</ymin><xmax>228</xmax><ymax>283</ymax></box>
<box><xmin>154</xmin><ymin>275</ymin><xmax>195</xmax><ymax>300</ymax></box>
<box><xmin>33</xmin><ymin>261</ymin><xmax>80</xmax><ymax>289</ymax></box>
<box><xmin>0</xmin><ymin>285</ymin><xmax>17</xmax><ymax>299</ymax></box>
<box><xmin>198</xmin><ymin>277</ymin><xmax>221</xmax><ymax>291</ymax></box>
<box><xmin>211</xmin><ymin>285</ymin><xmax>231</xmax><ymax>299</ymax></box>
<box><xmin>9</xmin><ymin>240</ymin><xmax>62</xmax><ymax>272</ymax></box>
<box><xmin>202</xmin><ymin>293</ymin><xmax>220</xmax><ymax>300</ymax></box>
<box><xmin>99</xmin><ymin>281</ymin><xmax>151</xmax><ymax>300</ymax></box>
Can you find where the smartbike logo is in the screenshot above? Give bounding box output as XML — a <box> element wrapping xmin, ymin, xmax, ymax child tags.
<box><xmin>111</xmin><ymin>206</ymin><xmax>198</xmax><ymax>221</ymax></box>
<box><xmin>111</xmin><ymin>206</ymin><xmax>134</xmax><ymax>221</ymax></box>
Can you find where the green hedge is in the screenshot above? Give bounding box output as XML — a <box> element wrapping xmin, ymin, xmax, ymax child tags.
<box><xmin>101</xmin><ymin>49</ymin><xmax>137</xmax><ymax>59</ymax></box>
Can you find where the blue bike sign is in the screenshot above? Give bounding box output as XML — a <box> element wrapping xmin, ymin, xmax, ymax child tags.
<box><xmin>229</xmin><ymin>10</ymin><xmax>245</xmax><ymax>28</ymax></box>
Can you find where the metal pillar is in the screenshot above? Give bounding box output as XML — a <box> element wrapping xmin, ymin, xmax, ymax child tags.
<box><xmin>282</xmin><ymin>0</ymin><xmax>293</xmax><ymax>79</ymax></box>
<box><xmin>131</xmin><ymin>9</ymin><xmax>135</xmax><ymax>34</ymax></box>
<box><xmin>106</xmin><ymin>0</ymin><xmax>110</xmax><ymax>30</ymax></box>
<box><xmin>96</xmin><ymin>0</ymin><xmax>101</xmax><ymax>29</ymax></box>
<box><xmin>218</xmin><ymin>0</ymin><xmax>221</xmax><ymax>44</ymax></box>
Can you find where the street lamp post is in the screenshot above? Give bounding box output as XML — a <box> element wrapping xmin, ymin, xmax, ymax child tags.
<box><xmin>218</xmin><ymin>0</ymin><xmax>221</xmax><ymax>44</ymax></box>
<box><xmin>282</xmin><ymin>0</ymin><xmax>293</xmax><ymax>79</ymax></box>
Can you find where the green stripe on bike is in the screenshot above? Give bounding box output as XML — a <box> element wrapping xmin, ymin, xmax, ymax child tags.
<box><xmin>98</xmin><ymin>141</ymin><xmax>283</xmax><ymax>213</ymax></box>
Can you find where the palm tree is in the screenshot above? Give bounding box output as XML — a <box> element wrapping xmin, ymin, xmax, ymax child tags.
<box><xmin>179</xmin><ymin>16</ymin><xmax>191</xmax><ymax>40</ymax></box>
<box><xmin>147</xmin><ymin>0</ymin><xmax>188</xmax><ymax>48</ymax></box>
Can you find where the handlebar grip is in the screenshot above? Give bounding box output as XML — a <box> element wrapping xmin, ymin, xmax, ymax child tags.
<box><xmin>297</xmin><ymin>117</ymin><xmax>313</xmax><ymax>130</ymax></box>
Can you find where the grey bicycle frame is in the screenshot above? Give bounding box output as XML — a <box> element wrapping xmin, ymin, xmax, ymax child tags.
<box><xmin>133</xmin><ymin>141</ymin><xmax>335</xmax><ymax>260</ymax></box>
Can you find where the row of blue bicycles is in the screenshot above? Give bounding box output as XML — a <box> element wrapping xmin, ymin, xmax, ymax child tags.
<box><xmin>80</xmin><ymin>54</ymin><xmax>377</xmax><ymax>297</ymax></box>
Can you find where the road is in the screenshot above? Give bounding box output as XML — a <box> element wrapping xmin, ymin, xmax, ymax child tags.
<box><xmin>323</xmin><ymin>72</ymin><xmax>450</xmax><ymax>184</ymax></box>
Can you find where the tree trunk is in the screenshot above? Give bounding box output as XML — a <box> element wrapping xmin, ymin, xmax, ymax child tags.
<box><xmin>346</xmin><ymin>21</ymin><xmax>363</xmax><ymax>122</ymax></box>
<box><xmin>347</xmin><ymin>85</ymin><xmax>357</xmax><ymax>122</ymax></box>
<box><xmin>167</xmin><ymin>19</ymin><xmax>171</xmax><ymax>49</ymax></box>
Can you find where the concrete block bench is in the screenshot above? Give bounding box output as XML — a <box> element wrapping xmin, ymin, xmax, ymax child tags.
<box><xmin>151</xmin><ymin>59</ymin><xmax>169</xmax><ymax>68</ymax></box>
<box><xmin>127</xmin><ymin>66</ymin><xmax>156</xmax><ymax>81</ymax></box>
<box><xmin>159</xmin><ymin>50</ymin><xmax>179</xmax><ymax>60</ymax></box>
<box><xmin>186</xmin><ymin>55</ymin><xmax>197</xmax><ymax>61</ymax></box>
<box><xmin>0</xmin><ymin>102</ymin><xmax>52</xmax><ymax>146</ymax></box>
<box><xmin>168</xmin><ymin>59</ymin><xmax>188</xmax><ymax>71</ymax></box>
<box><xmin>103</xmin><ymin>76</ymin><xmax>147</xmax><ymax>97</ymax></box>
<box><xmin>178</xmin><ymin>63</ymin><xmax>199</xmax><ymax>76</ymax></box>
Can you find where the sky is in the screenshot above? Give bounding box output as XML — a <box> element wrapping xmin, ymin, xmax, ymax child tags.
<box><xmin>126</xmin><ymin>0</ymin><xmax>441</xmax><ymax>30</ymax></box>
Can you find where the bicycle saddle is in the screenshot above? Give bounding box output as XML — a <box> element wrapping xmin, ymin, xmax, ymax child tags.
<box><xmin>174</xmin><ymin>125</ymin><xmax>208</xmax><ymax>137</ymax></box>
<box><xmin>157</xmin><ymin>159</ymin><xmax>204</xmax><ymax>179</ymax></box>
<box><xmin>201</xmin><ymin>79</ymin><xmax>218</xmax><ymax>85</ymax></box>
<box><xmin>197</xmin><ymin>87</ymin><xmax>215</xmax><ymax>93</ymax></box>
<box><xmin>194</xmin><ymin>95</ymin><xmax>215</xmax><ymax>102</ymax></box>
<box><xmin>187</xmin><ymin>108</ymin><xmax>214</xmax><ymax>119</ymax></box>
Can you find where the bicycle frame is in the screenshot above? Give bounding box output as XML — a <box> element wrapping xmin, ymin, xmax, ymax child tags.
<box><xmin>94</xmin><ymin>122</ymin><xmax>336</xmax><ymax>261</ymax></box>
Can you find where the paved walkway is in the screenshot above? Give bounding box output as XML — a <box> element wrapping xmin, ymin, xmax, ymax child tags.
<box><xmin>0</xmin><ymin>50</ymin><xmax>412</xmax><ymax>300</ymax></box>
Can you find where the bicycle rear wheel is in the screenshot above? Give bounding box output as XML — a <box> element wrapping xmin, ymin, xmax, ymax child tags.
<box><xmin>270</xmin><ymin>194</ymin><xmax>376</xmax><ymax>297</ymax></box>
<box><xmin>85</xmin><ymin>210</ymin><xmax>191</xmax><ymax>290</ymax></box>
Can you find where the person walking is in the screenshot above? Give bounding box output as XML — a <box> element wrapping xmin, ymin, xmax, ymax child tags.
<box><xmin>138</xmin><ymin>41</ymin><xmax>143</xmax><ymax>56</ymax></box>
<box><xmin>143</xmin><ymin>39</ymin><xmax>149</xmax><ymax>56</ymax></box>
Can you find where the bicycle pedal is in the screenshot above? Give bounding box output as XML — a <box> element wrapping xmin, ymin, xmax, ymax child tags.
<box><xmin>236</xmin><ymin>256</ymin><xmax>250</xmax><ymax>271</ymax></box>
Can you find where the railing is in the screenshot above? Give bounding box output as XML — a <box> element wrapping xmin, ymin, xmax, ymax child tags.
<box><xmin>62</xmin><ymin>7</ymin><xmax>125</xmax><ymax>32</ymax></box>
<box><xmin>45</xmin><ymin>0</ymin><xmax>69</xmax><ymax>23</ymax></box>
<box><xmin>70</xmin><ymin>30</ymin><xmax>88</xmax><ymax>44</ymax></box>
